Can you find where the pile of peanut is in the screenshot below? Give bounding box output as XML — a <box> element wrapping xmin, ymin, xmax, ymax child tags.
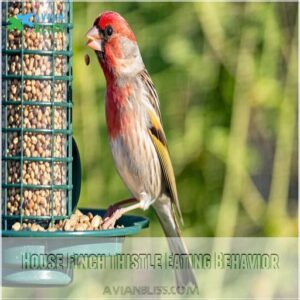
<box><xmin>3</xmin><ymin>1</ymin><xmax>69</xmax><ymax>218</ymax></box>
<box><xmin>11</xmin><ymin>209</ymin><xmax>123</xmax><ymax>232</ymax></box>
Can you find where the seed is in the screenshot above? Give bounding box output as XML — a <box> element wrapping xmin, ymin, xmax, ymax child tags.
<box><xmin>31</xmin><ymin>136</ymin><xmax>37</xmax><ymax>145</ymax></box>
<box><xmin>8</xmin><ymin>33</ymin><xmax>14</xmax><ymax>41</ymax></box>
<box><xmin>25</xmin><ymin>85</ymin><xmax>32</xmax><ymax>92</ymax></box>
<box><xmin>8</xmin><ymin>115</ymin><xmax>14</xmax><ymax>124</ymax></box>
<box><xmin>28</xmin><ymin>200</ymin><xmax>34</xmax><ymax>209</ymax></box>
<box><xmin>84</xmin><ymin>54</ymin><xmax>90</xmax><ymax>66</ymax></box>
<box><xmin>31</xmin><ymin>224</ymin><xmax>38</xmax><ymax>231</ymax></box>
<box><xmin>75</xmin><ymin>209</ymin><xmax>83</xmax><ymax>217</ymax></box>
<box><xmin>69</xmin><ymin>214</ymin><xmax>78</xmax><ymax>225</ymax></box>
<box><xmin>29</xmin><ymin>57</ymin><xmax>34</xmax><ymax>70</ymax></box>
<box><xmin>75</xmin><ymin>224</ymin><xmax>85</xmax><ymax>231</ymax></box>
<box><xmin>48</xmin><ymin>226</ymin><xmax>57</xmax><ymax>232</ymax></box>
<box><xmin>91</xmin><ymin>215</ymin><xmax>102</xmax><ymax>229</ymax></box>
<box><xmin>12</xmin><ymin>222</ymin><xmax>21</xmax><ymax>231</ymax></box>
<box><xmin>64</xmin><ymin>220</ymin><xmax>74</xmax><ymax>231</ymax></box>
<box><xmin>87</xmin><ymin>212</ymin><xmax>93</xmax><ymax>220</ymax></box>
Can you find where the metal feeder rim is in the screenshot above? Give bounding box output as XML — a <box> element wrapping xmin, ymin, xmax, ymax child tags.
<box><xmin>3</xmin><ymin>74</ymin><xmax>72</xmax><ymax>81</ymax></box>
<box><xmin>2</xmin><ymin>100</ymin><xmax>72</xmax><ymax>107</ymax></box>
<box><xmin>2</xmin><ymin>49</ymin><xmax>73</xmax><ymax>56</ymax></box>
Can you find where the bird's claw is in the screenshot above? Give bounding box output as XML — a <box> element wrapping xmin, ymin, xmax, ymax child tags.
<box><xmin>102</xmin><ymin>208</ymin><xmax>123</xmax><ymax>230</ymax></box>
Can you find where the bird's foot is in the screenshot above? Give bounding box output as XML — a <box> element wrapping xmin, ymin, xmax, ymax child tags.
<box><xmin>102</xmin><ymin>208</ymin><xmax>123</xmax><ymax>230</ymax></box>
<box><xmin>102</xmin><ymin>200</ymin><xmax>141</xmax><ymax>230</ymax></box>
<box><xmin>104</xmin><ymin>203</ymin><xmax>120</xmax><ymax>219</ymax></box>
<box><xmin>103</xmin><ymin>198</ymin><xmax>138</xmax><ymax>219</ymax></box>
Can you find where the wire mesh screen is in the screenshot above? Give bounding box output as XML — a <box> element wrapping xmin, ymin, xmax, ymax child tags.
<box><xmin>1</xmin><ymin>0</ymin><xmax>73</xmax><ymax>230</ymax></box>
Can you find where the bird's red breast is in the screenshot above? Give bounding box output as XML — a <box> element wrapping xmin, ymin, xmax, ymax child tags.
<box><xmin>106</xmin><ymin>82</ymin><xmax>133</xmax><ymax>139</ymax></box>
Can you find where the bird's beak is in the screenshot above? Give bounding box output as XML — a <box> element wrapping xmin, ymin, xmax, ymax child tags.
<box><xmin>86</xmin><ymin>26</ymin><xmax>103</xmax><ymax>52</ymax></box>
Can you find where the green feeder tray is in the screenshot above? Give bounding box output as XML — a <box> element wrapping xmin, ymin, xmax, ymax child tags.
<box><xmin>2</xmin><ymin>208</ymin><xmax>149</xmax><ymax>238</ymax></box>
<box><xmin>2</xmin><ymin>209</ymin><xmax>149</xmax><ymax>287</ymax></box>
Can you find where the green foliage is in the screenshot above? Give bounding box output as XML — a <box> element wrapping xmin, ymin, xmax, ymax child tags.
<box><xmin>73</xmin><ymin>2</ymin><xmax>298</xmax><ymax>237</ymax></box>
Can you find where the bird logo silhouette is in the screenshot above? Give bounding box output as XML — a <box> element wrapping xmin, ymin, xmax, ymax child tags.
<box><xmin>7</xmin><ymin>13</ymin><xmax>34</xmax><ymax>31</ymax></box>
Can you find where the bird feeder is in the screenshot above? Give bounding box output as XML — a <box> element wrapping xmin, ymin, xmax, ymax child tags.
<box><xmin>2</xmin><ymin>0</ymin><xmax>73</xmax><ymax>230</ymax></box>
<box><xmin>1</xmin><ymin>0</ymin><xmax>149</xmax><ymax>287</ymax></box>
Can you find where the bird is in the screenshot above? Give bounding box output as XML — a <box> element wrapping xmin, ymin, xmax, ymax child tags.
<box><xmin>86</xmin><ymin>11</ymin><xmax>197</xmax><ymax>288</ymax></box>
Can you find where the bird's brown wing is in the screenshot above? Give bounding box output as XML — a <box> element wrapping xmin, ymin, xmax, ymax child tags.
<box><xmin>139</xmin><ymin>69</ymin><xmax>183</xmax><ymax>224</ymax></box>
<box><xmin>139</xmin><ymin>69</ymin><xmax>162</xmax><ymax>122</ymax></box>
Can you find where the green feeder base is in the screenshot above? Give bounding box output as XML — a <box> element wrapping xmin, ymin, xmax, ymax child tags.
<box><xmin>3</xmin><ymin>268</ymin><xmax>73</xmax><ymax>287</ymax></box>
<box><xmin>2</xmin><ymin>209</ymin><xmax>149</xmax><ymax>287</ymax></box>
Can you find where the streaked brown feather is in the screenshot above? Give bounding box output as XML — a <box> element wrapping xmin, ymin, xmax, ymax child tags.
<box><xmin>138</xmin><ymin>69</ymin><xmax>162</xmax><ymax>122</ymax></box>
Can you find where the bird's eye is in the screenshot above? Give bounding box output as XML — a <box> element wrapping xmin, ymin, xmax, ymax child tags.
<box><xmin>105</xmin><ymin>26</ymin><xmax>113</xmax><ymax>37</ymax></box>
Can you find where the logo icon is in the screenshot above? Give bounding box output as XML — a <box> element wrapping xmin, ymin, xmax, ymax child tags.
<box><xmin>7</xmin><ymin>13</ymin><xmax>34</xmax><ymax>31</ymax></box>
<box><xmin>6</xmin><ymin>12</ymin><xmax>64</xmax><ymax>33</ymax></box>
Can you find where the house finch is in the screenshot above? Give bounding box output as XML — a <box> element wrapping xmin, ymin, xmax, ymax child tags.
<box><xmin>86</xmin><ymin>11</ymin><xmax>197</xmax><ymax>288</ymax></box>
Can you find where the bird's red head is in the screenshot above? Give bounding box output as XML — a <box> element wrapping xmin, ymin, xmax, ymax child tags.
<box><xmin>94</xmin><ymin>11</ymin><xmax>136</xmax><ymax>42</ymax></box>
<box><xmin>86</xmin><ymin>11</ymin><xmax>143</xmax><ymax>80</ymax></box>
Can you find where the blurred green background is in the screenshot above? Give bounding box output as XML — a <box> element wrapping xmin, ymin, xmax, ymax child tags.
<box><xmin>73</xmin><ymin>2</ymin><xmax>298</xmax><ymax>237</ymax></box>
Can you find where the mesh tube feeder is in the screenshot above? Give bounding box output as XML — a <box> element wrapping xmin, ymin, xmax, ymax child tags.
<box><xmin>2</xmin><ymin>0</ymin><xmax>73</xmax><ymax>230</ymax></box>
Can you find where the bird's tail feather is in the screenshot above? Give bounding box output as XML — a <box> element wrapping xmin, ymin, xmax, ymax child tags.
<box><xmin>153</xmin><ymin>198</ymin><xmax>198</xmax><ymax>288</ymax></box>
